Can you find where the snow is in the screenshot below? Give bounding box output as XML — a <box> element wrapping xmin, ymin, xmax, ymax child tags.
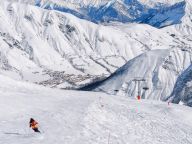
<box><xmin>0</xmin><ymin>75</ymin><xmax>192</xmax><ymax>144</ymax></box>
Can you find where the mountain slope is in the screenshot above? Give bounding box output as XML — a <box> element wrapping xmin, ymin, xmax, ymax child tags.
<box><xmin>0</xmin><ymin>0</ymin><xmax>180</xmax><ymax>89</ymax></box>
<box><xmin>1</xmin><ymin>0</ymin><xmax>192</xmax><ymax>103</ymax></box>
<box><xmin>168</xmin><ymin>64</ymin><xmax>192</xmax><ymax>106</ymax></box>
<box><xmin>1</xmin><ymin>75</ymin><xmax>192</xmax><ymax>144</ymax></box>
<box><xmin>23</xmin><ymin>0</ymin><xmax>186</xmax><ymax>28</ymax></box>
<box><xmin>79</xmin><ymin>0</ymin><xmax>192</xmax><ymax>101</ymax></box>
<box><xmin>82</xmin><ymin>48</ymin><xmax>192</xmax><ymax>101</ymax></box>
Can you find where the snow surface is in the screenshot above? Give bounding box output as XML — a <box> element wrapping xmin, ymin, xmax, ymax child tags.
<box><xmin>1</xmin><ymin>75</ymin><xmax>192</xmax><ymax>144</ymax></box>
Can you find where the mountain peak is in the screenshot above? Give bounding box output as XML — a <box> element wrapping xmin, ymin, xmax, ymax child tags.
<box><xmin>10</xmin><ymin>0</ymin><xmax>186</xmax><ymax>28</ymax></box>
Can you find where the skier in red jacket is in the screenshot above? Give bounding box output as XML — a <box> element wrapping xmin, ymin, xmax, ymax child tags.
<box><xmin>29</xmin><ymin>118</ymin><xmax>41</xmax><ymax>133</ymax></box>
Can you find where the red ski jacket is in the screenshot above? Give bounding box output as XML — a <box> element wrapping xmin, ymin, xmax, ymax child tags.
<box><xmin>30</xmin><ymin>121</ymin><xmax>38</xmax><ymax>129</ymax></box>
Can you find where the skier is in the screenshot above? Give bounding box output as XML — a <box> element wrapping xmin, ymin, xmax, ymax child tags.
<box><xmin>29</xmin><ymin>118</ymin><xmax>41</xmax><ymax>133</ymax></box>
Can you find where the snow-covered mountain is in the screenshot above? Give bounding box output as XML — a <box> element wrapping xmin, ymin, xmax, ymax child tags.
<box><xmin>82</xmin><ymin>48</ymin><xmax>192</xmax><ymax>100</ymax></box>
<box><xmin>17</xmin><ymin>0</ymin><xmax>186</xmax><ymax>28</ymax></box>
<box><xmin>80</xmin><ymin>0</ymin><xmax>192</xmax><ymax>101</ymax></box>
<box><xmin>0</xmin><ymin>0</ymin><xmax>185</xmax><ymax>89</ymax></box>
<box><xmin>168</xmin><ymin>64</ymin><xmax>192</xmax><ymax>106</ymax></box>
<box><xmin>1</xmin><ymin>74</ymin><xmax>192</xmax><ymax>144</ymax></box>
<box><xmin>0</xmin><ymin>0</ymin><xmax>192</xmax><ymax>102</ymax></box>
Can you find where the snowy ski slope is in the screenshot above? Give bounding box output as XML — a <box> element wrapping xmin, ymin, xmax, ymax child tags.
<box><xmin>1</xmin><ymin>75</ymin><xmax>192</xmax><ymax>144</ymax></box>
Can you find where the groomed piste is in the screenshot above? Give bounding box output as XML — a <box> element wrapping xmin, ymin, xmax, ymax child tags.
<box><xmin>0</xmin><ymin>75</ymin><xmax>192</xmax><ymax>144</ymax></box>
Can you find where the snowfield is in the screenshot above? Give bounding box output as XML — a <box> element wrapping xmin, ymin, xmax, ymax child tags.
<box><xmin>1</xmin><ymin>75</ymin><xmax>192</xmax><ymax>144</ymax></box>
